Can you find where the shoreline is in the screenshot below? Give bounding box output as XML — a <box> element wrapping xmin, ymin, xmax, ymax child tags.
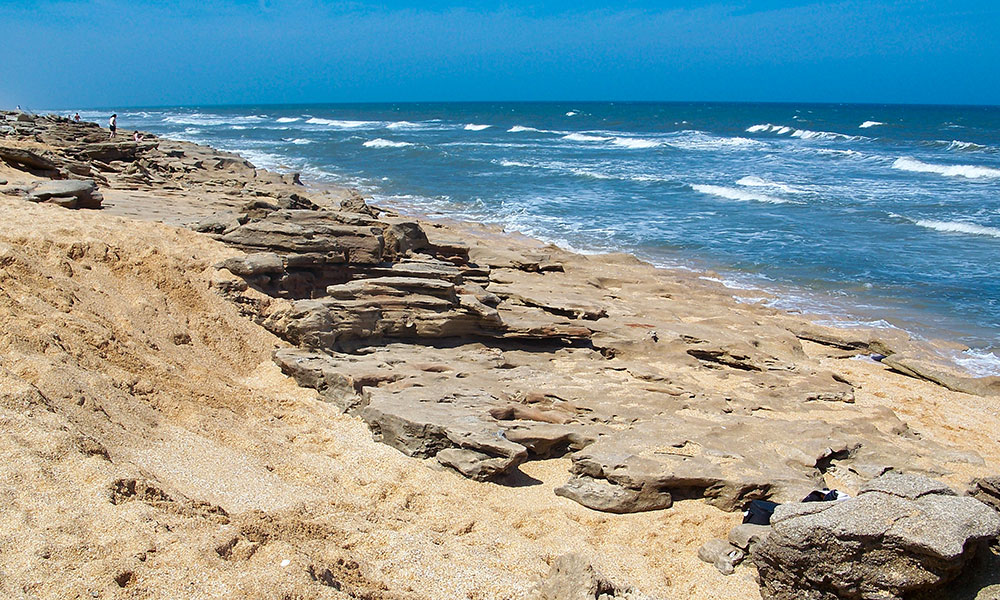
<box><xmin>355</xmin><ymin>187</ymin><xmax>1000</xmax><ymax>378</ymax></box>
<box><xmin>2</xmin><ymin>111</ymin><xmax>999</xmax><ymax>599</ymax></box>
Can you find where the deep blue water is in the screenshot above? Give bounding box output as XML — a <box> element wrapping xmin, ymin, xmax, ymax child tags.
<box><xmin>71</xmin><ymin>102</ymin><xmax>1000</xmax><ymax>373</ymax></box>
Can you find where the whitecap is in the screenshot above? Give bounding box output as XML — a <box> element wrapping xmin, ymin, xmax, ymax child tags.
<box><xmin>363</xmin><ymin>138</ymin><xmax>414</xmax><ymax>148</ymax></box>
<box><xmin>736</xmin><ymin>176</ymin><xmax>806</xmax><ymax>194</ymax></box>
<box><xmin>892</xmin><ymin>157</ymin><xmax>1000</xmax><ymax>179</ymax></box>
<box><xmin>464</xmin><ymin>123</ymin><xmax>491</xmax><ymax>131</ymax></box>
<box><xmin>667</xmin><ymin>132</ymin><xmax>763</xmax><ymax>151</ymax></box>
<box><xmin>386</xmin><ymin>121</ymin><xmax>427</xmax><ymax>130</ymax></box>
<box><xmin>951</xmin><ymin>348</ymin><xmax>1000</xmax><ymax>377</ymax></box>
<box><xmin>508</xmin><ymin>125</ymin><xmax>543</xmax><ymax>133</ymax></box>
<box><xmin>230</xmin><ymin>125</ymin><xmax>247</xmax><ymax>130</ymax></box>
<box><xmin>566</xmin><ymin>111</ymin><xmax>578</xmax><ymax>116</ymax></box>
<box><xmin>288</xmin><ymin>138</ymin><xmax>313</xmax><ymax>145</ymax></box>
<box><xmin>691</xmin><ymin>184</ymin><xmax>788</xmax><ymax>204</ymax></box>
<box><xmin>859</xmin><ymin>121</ymin><xmax>884</xmax><ymax>129</ymax></box>
<box><xmin>610</xmin><ymin>137</ymin><xmax>662</xmax><ymax>149</ymax></box>
<box><xmin>497</xmin><ymin>159</ymin><xmax>534</xmax><ymax>168</ymax></box>
<box><xmin>746</xmin><ymin>124</ymin><xmax>793</xmax><ymax>135</ymax></box>
<box><xmin>276</xmin><ymin>117</ymin><xmax>301</xmax><ymax>123</ymax></box>
<box><xmin>912</xmin><ymin>219</ymin><xmax>1000</xmax><ymax>239</ymax></box>
<box><xmin>946</xmin><ymin>140</ymin><xmax>989</xmax><ymax>152</ymax></box>
<box><xmin>562</xmin><ymin>133</ymin><xmax>612</xmax><ymax>142</ymax></box>
<box><xmin>306</xmin><ymin>117</ymin><xmax>380</xmax><ymax>128</ymax></box>
<box><xmin>791</xmin><ymin>129</ymin><xmax>859</xmax><ymax>141</ymax></box>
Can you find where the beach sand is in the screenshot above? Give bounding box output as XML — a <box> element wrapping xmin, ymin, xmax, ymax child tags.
<box><xmin>1</xmin><ymin>116</ymin><xmax>997</xmax><ymax>599</ymax></box>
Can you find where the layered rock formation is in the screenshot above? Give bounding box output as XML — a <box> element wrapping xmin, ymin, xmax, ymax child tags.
<box><xmin>4</xmin><ymin>110</ymin><xmax>999</xmax><ymax>600</ymax></box>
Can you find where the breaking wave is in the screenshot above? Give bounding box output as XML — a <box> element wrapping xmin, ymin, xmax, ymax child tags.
<box><xmin>691</xmin><ymin>184</ymin><xmax>789</xmax><ymax>204</ymax></box>
<box><xmin>306</xmin><ymin>118</ymin><xmax>381</xmax><ymax>128</ymax></box>
<box><xmin>892</xmin><ymin>158</ymin><xmax>1000</xmax><ymax>179</ymax></box>
<box><xmin>859</xmin><ymin>121</ymin><xmax>884</xmax><ymax>129</ymax></box>
<box><xmin>508</xmin><ymin>125</ymin><xmax>543</xmax><ymax>133</ymax></box>
<box><xmin>912</xmin><ymin>219</ymin><xmax>1000</xmax><ymax>239</ymax></box>
<box><xmin>464</xmin><ymin>124</ymin><xmax>492</xmax><ymax>131</ymax></box>
<box><xmin>736</xmin><ymin>176</ymin><xmax>806</xmax><ymax>194</ymax></box>
<box><xmin>276</xmin><ymin>117</ymin><xmax>301</xmax><ymax>123</ymax></box>
<box><xmin>610</xmin><ymin>137</ymin><xmax>662</xmax><ymax>149</ymax></box>
<box><xmin>363</xmin><ymin>138</ymin><xmax>414</xmax><ymax>148</ymax></box>
<box><xmin>563</xmin><ymin>133</ymin><xmax>612</xmax><ymax>142</ymax></box>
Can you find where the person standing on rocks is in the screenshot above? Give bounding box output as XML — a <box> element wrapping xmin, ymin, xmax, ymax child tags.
<box><xmin>73</xmin><ymin>113</ymin><xmax>81</xmax><ymax>122</ymax></box>
<box><xmin>108</xmin><ymin>114</ymin><xmax>117</xmax><ymax>140</ymax></box>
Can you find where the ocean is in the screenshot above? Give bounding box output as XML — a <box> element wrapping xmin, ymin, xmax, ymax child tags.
<box><xmin>69</xmin><ymin>102</ymin><xmax>1000</xmax><ymax>374</ymax></box>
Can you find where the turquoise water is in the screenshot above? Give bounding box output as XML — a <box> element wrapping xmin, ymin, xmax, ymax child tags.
<box><xmin>72</xmin><ymin>103</ymin><xmax>1000</xmax><ymax>372</ymax></box>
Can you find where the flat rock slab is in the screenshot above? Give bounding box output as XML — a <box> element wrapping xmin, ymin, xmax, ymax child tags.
<box><xmin>26</xmin><ymin>179</ymin><xmax>103</xmax><ymax>209</ymax></box>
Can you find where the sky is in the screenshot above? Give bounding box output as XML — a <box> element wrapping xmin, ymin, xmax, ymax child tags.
<box><xmin>1</xmin><ymin>0</ymin><xmax>998</xmax><ymax>108</ymax></box>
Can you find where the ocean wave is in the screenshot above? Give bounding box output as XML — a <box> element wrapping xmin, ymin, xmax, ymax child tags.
<box><xmin>912</xmin><ymin>219</ymin><xmax>1000</xmax><ymax>239</ymax></box>
<box><xmin>791</xmin><ymin>129</ymin><xmax>860</xmax><ymax>141</ymax></box>
<box><xmin>747</xmin><ymin>123</ymin><xmax>858</xmax><ymax>141</ymax></box>
<box><xmin>306</xmin><ymin>117</ymin><xmax>381</xmax><ymax>128</ymax></box>
<box><xmin>497</xmin><ymin>159</ymin><xmax>534</xmax><ymax>168</ymax></box>
<box><xmin>508</xmin><ymin>125</ymin><xmax>543</xmax><ymax>133</ymax></box>
<box><xmin>566</xmin><ymin>111</ymin><xmax>578</xmax><ymax>117</ymax></box>
<box><xmin>562</xmin><ymin>133</ymin><xmax>612</xmax><ymax>142</ymax></box>
<box><xmin>288</xmin><ymin>138</ymin><xmax>313</xmax><ymax>145</ymax></box>
<box><xmin>276</xmin><ymin>117</ymin><xmax>301</xmax><ymax>123</ymax></box>
<box><xmin>746</xmin><ymin>124</ymin><xmax>791</xmax><ymax>135</ymax></box>
<box><xmin>464</xmin><ymin>124</ymin><xmax>492</xmax><ymax>131</ymax></box>
<box><xmin>691</xmin><ymin>184</ymin><xmax>789</xmax><ymax>204</ymax></box>
<box><xmin>951</xmin><ymin>348</ymin><xmax>1000</xmax><ymax>377</ymax></box>
<box><xmin>892</xmin><ymin>157</ymin><xmax>1000</xmax><ymax>179</ymax></box>
<box><xmin>363</xmin><ymin>138</ymin><xmax>414</xmax><ymax>148</ymax></box>
<box><xmin>611</xmin><ymin>137</ymin><xmax>662</xmax><ymax>149</ymax></box>
<box><xmin>736</xmin><ymin>176</ymin><xmax>806</xmax><ymax>194</ymax></box>
<box><xmin>230</xmin><ymin>125</ymin><xmax>247</xmax><ymax>130</ymax></box>
<box><xmin>163</xmin><ymin>113</ymin><xmax>231</xmax><ymax>126</ymax></box>
<box><xmin>859</xmin><ymin>121</ymin><xmax>884</xmax><ymax>129</ymax></box>
<box><xmin>386</xmin><ymin>121</ymin><xmax>429</xmax><ymax>130</ymax></box>
<box><xmin>667</xmin><ymin>132</ymin><xmax>763</xmax><ymax>151</ymax></box>
<box><xmin>946</xmin><ymin>140</ymin><xmax>990</xmax><ymax>152</ymax></box>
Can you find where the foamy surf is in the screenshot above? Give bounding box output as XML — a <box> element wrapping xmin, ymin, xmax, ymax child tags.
<box><xmin>736</xmin><ymin>176</ymin><xmax>806</xmax><ymax>194</ymax></box>
<box><xmin>912</xmin><ymin>219</ymin><xmax>1000</xmax><ymax>239</ymax></box>
<box><xmin>859</xmin><ymin>121</ymin><xmax>884</xmax><ymax>129</ymax></box>
<box><xmin>508</xmin><ymin>125</ymin><xmax>543</xmax><ymax>133</ymax></box>
<box><xmin>611</xmin><ymin>137</ymin><xmax>662</xmax><ymax>149</ymax></box>
<box><xmin>562</xmin><ymin>133</ymin><xmax>612</xmax><ymax>142</ymax></box>
<box><xmin>306</xmin><ymin>118</ymin><xmax>380</xmax><ymax>128</ymax></box>
<box><xmin>691</xmin><ymin>184</ymin><xmax>788</xmax><ymax>204</ymax></box>
<box><xmin>892</xmin><ymin>157</ymin><xmax>1000</xmax><ymax>179</ymax></box>
<box><xmin>464</xmin><ymin>124</ymin><xmax>491</xmax><ymax>131</ymax></box>
<box><xmin>363</xmin><ymin>138</ymin><xmax>414</xmax><ymax>148</ymax></box>
<box><xmin>276</xmin><ymin>117</ymin><xmax>301</xmax><ymax>123</ymax></box>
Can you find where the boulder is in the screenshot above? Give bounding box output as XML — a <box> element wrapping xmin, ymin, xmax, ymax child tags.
<box><xmin>752</xmin><ymin>473</ymin><xmax>1000</xmax><ymax>600</ymax></box>
<box><xmin>25</xmin><ymin>179</ymin><xmax>103</xmax><ymax>209</ymax></box>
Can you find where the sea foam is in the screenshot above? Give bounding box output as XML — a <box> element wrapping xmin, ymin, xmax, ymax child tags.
<box><xmin>363</xmin><ymin>138</ymin><xmax>414</xmax><ymax>148</ymax></box>
<box><xmin>691</xmin><ymin>184</ymin><xmax>788</xmax><ymax>204</ymax></box>
<box><xmin>276</xmin><ymin>117</ymin><xmax>301</xmax><ymax>123</ymax></box>
<box><xmin>562</xmin><ymin>133</ymin><xmax>612</xmax><ymax>142</ymax></box>
<box><xmin>892</xmin><ymin>157</ymin><xmax>1000</xmax><ymax>179</ymax></box>
<box><xmin>611</xmin><ymin>137</ymin><xmax>662</xmax><ymax>149</ymax></box>
<box><xmin>859</xmin><ymin>121</ymin><xmax>884</xmax><ymax>129</ymax></box>
<box><xmin>464</xmin><ymin>124</ymin><xmax>492</xmax><ymax>131</ymax></box>
<box><xmin>736</xmin><ymin>176</ymin><xmax>805</xmax><ymax>194</ymax></box>
<box><xmin>912</xmin><ymin>219</ymin><xmax>1000</xmax><ymax>239</ymax></box>
<box><xmin>306</xmin><ymin>118</ymin><xmax>380</xmax><ymax>128</ymax></box>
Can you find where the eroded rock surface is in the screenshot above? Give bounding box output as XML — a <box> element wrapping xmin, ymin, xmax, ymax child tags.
<box><xmin>752</xmin><ymin>473</ymin><xmax>1000</xmax><ymax>600</ymax></box>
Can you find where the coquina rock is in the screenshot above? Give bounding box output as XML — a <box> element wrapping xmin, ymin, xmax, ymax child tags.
<box><xmin>751</xmin><ymin>472</ymin><xmax>1000</xmax><ymax>600</ymax></box>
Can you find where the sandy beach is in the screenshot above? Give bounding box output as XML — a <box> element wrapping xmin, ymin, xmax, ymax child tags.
<box><xmin>1</xmin><ymin>112</ymin><xmax>998</xmax><ymax>600</ymax></box>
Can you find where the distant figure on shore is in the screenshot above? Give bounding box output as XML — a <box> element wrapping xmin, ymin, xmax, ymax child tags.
<box><xmin>16</xmin><ymin>105</ymin><xmax>21</xmax><ymax>112</ymax></box>
<box><xmin>108</xmin><ymin>114</ymin><xmax>117</xmax><ymax>140</ymax></box>
<box><xmin>133</xmin><ymin>131</ymin><xmax>144</xmax><ymax>142</ymax></box>
<box><xmin>73</xmin><ymin>113</ymin><xmax>81</xmax><ymax>122</ymax></box>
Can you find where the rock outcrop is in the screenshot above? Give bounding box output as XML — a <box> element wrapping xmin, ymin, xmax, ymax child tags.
<box><xmin>752</xmin><ymin>473</ymin><xmax>1000</xmax><ymax>600</ymax></box>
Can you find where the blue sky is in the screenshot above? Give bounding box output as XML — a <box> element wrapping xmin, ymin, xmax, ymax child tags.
<box><xmin>1</xmin><ymin>1</ymin><xmax>998</xmax><ymax>108</ymax></box>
